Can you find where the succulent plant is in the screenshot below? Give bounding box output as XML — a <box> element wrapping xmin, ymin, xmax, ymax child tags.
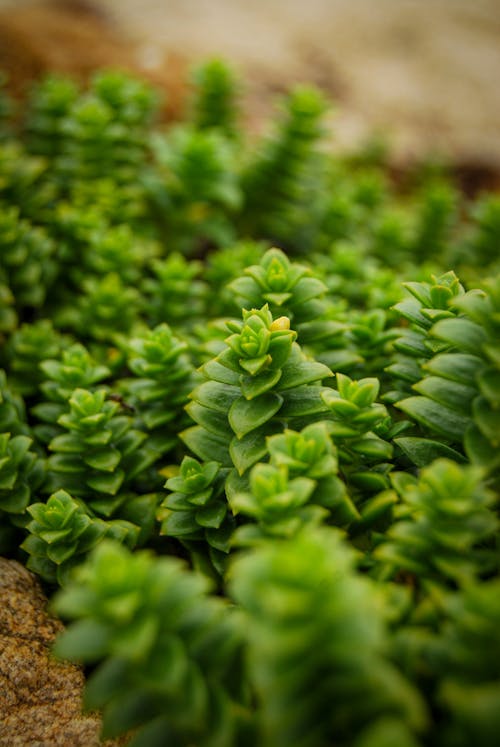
<box><xmin>21</xmin><ymin>489</ymin><xmax>138</xmax><ymax>585</ymax></box>
<box><xmin>229</xmin><ymin>525</ymin><xmax>427</xmax><ymax>747</ymax></box>
<box><xmin>376</xmin><ymin>459</ymin><xmax>498</xmax><ymax>586</ymax></box>
<box><xmin>52</xmin><ymin>540</ymin><xmax>244</xmax><ymax>746</ymax></box>
<box><xmin>0</xmin><ymin>63</ymin><xmax>500</xmax><ymax>747</ymax></box>
<box><xmin>0</xmin><ymin>431</ymin><xmax>45</xmax><ymax>552</ymax></box>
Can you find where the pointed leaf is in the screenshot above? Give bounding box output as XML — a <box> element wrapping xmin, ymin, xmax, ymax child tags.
<box><xmin>396</xmin><ymin>396</ymin><xmax>471</xmax><ymax>441</ymax></box>
<box><xmin>230</xmin><ymin>429</ymin><xmax>269</xmax><ymax>475</ymax></box>
<box><xmin>395</xmin><ymin>437</ymin><xmax>467</xmax><ymax>467</ymax></box>
<box><xmin>180</xmin><ymin>426</ymin><xmax>231</xmax><ymax>466</ymax></box>
<box><xmin>240</xmin><ymin>368</ymin><xmax>282</xmax><ymax>399</ymax></box>
<box><xmin>229</xmin><ymin>393</ymin><xmax>282</xmax><ymax>438</ymax></box>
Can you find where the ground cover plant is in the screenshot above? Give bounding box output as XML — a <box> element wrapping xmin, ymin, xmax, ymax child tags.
<box><xmin>1</xmin><ymin>60</ymin><xmax>500</xmax><ymax>746</ymax></box>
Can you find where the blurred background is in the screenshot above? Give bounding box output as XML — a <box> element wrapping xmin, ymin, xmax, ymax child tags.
<box><xmin>1</xmin><ymin>0</ymin><xmax>499</xmax><ymax>183</ymax></box>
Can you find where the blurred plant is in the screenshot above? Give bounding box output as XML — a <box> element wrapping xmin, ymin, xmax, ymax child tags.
<box><xmin>0</xmin><ymin>141</ymin><xmax>54</xmax><ymax>221</ymax></box>
<box><xmin>31</xmin><ymin>342</ymin><xmax>110</xmax><ymax>445</ymax></box>
<box><xmin>3</xmin><ymin>319</ymin><xmax>71</xmax><ymax>398</ymax></box>
<box><xmin>146</xmin><ymin>125</ymin><xmax>241</xmax><ymax>254</ymax></box>
<box><xmin>0</xmin><ymin>370</ymin><xmax>28</xmax><ymax>435</ymax></box>
<box><xmin>376</xmin><ymin>459</ymin><xmax>498</xmax><ymax>587</ymax></box>
<box><xmin>0</xmin><ymin>72</ymin><xmax>14</xmax><ymax>141</ymax></box>
<box><xmin>141</xmin><ymin>253</ymin><xmax>207</xmax><ymax>327</ymax></box>
<box><xmin>229</xmin><ymin>526</ymin><xmax>427</xmax><ymax>747</ymax></box>
<box><xmin>55</xmin><ymin>272</ymin><xmax>141</xmax><ymax>344</ymax></box>
<box><xmin>410</xmin><ymin>180</ymin><xmax>459</xmax><ymax>264</ymax></box>
<box><xmin>190</xmin><ymin>58</ymin><xmax>241</xmax><ymax>138</ymax></box>
<box><xmin>0</xmin><ymin>207</ymin><xmax>57</xmax><ymax>318</ymax></box>
<box><xmin>52</xmin><ymin>540</ymin><xmax>245</xmax><ymax>746</ymax></box>
<box><xmin>24</xmin><ymin>75</ymin><xmax>79</xmax><ymax>158</ymax></box>
<box><xmin>435</xmin><ymin>579</ymin><xmax>500</xmax><ymax>747</ymax></box>
<box><xmin>239</xmin><ymin>86</ymin><xmax>328</xmax><ymax>247</ymax></box>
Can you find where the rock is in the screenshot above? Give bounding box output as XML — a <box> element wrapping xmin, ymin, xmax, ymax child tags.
<box><xmin>0</xmin><ymin>557</ymin><xmax>124</xmax><ymax>747</ymax></box>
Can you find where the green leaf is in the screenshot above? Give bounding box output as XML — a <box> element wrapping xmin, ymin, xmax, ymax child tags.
<box><xmin>86</xmin><ymin>469</ymin><xmax>125</xmax><ymax>496</ymax></box>
<box><xmin>278</xmin><ymin>349</ymin><xmax>333</xmax><ymax>390</ymax></box>
<box><xmin>48</xmin><ymin>453</ymin><xmax>84</xmax><ymax>473</ymax></box>
<box><xmin>84</xmin><ymin>448</ymin><xmax>121</xmax><ymax>472</ymax></box>
<box><xmin>185</xmin><ymin>401</ymin><xmax>229</xmax><ymax>435</ymax></box>
<box><xmin>393</xmin><ymin>299</ymin><xmax>431</xmax><ymax>328</ymax></box>
<box><xmin>196</xmin><ymin>502</ymin><xmax>227</xmax><ymax>528</ymax></box>
<box><xmin>280</xmin><ymin>386</ymin><xmax>329</xmax><ymax>417</ymax></box>
<box><xmin>101</xmin><ymin>691</ymin><xmax>161</xmax><ymax>740</ymax></box>
<box><xmin>432</xmin><ymin>318</ymin><xmax>487</xmax><ymax>353</ymax></box>
<box><xmin>351</xmin><ymin>379</ymin><xmax>380</xmax><ymax>407</ymax></box>
<box><xmin>395</xmin><ymin>437</ymin><xmax>467</xmax><ymax>467</ymax></box>
<box><xmin>355</xmin><ymin>491</ymin><xmax>398</xmax><ymax>530</ymax></box>
<box><xmin>240</xmin><ymin>368</ymin><xmax>281</xmax><ymax>399</ymax></box>
<box><xmin>292</xmin><ymin>276</ymin><xmax>328</xmax><ymax>305</ymax></box>
<box><xmin>350</xmin><ymin>436</ymin><xmax>392</xmax><ymax>460</ymax></box>
<box><xmin>228</xmin><ymin>392</ymin><xmax>282</xmax><ymax>438</ymax></box>
<box><xmin>465</xmin><ymin>424</ymin><xmax>500</xmax><ymax>471</ymax></box>
<box><xmin>49</xmin><ymin>433</ymin><xmax>84</xmax><ymax>453</ymax></box>
<box><xmin>230</xmin><ymin>428</ymin><xmax>269</xmax><ymax>475</ymax></box>
<box><xmin>424</xmin><ymin>353</ymin><xmax>484</xmax><ymax>385</ymax></box>
<box><xmin>385</xmin><ymin>359</ymin><xmax>421</xmax><ymax>384</ymax></box>
<box><xmin>160</xmin><ymin>509</ymin><xmax>199</xmax><ymax>537</ymax></box>
<box><xmin>473</xmin><ymin>396</ymin><xmax>500</xmax><ymax>445</ymax></box>
<box><xmin>478</xmin><ymin>369</ymin><xmax>500</xmax><ymax>406</ymax></box>
<box><xmin>412</xmin><ymin>376</ymin><xmax>476</xmax><ymax>413</ymax></box>
<box><xmin>180</xmin><ymin>426</ymin><xmax>231</xmax><ymax>466</ymax></box>
<box><xmin>190</xmin><ymin>381</ymin><xmax>240</xmax><ymax>412</ymax></box>
<box><xmin>53</xmin><ymin>619</ymin><xmax>111</xmax><ymax>662</ymax></box>
<box><xmin>239</xmin><ymin>354</ymin><xmax>271</xmax><ymax>376</ymax></box>
<box><xmin>1</xmin><ymin>483</ymin><xmax>30</xmax><ymax>512</ymax></box>
<box><xmin>201</xmin><ymin>359</ymin><xmax>240</xmax><ymax>385</ymax></box>
<box><xmin>84</xmin><ymin>658</ymin><xmax>129</xmax><ymax>710</ymax></box>
<box><xmin>396</xmin><ymin>396</ymin><xmax>471</xmax><ymax>441</ymax></box>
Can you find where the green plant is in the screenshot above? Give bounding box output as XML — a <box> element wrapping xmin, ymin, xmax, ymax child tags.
<box><xmin>31</xmin><ymin>342</ymin><xmax>110</xmax><ymax>445</ymax></box>
<box><xmin>0</xmin><ymin>431</ymin><xmax>45</xmax><ymax>551</ymax></box>
<box><xmin>239</xmin><ymin>86</ymin><xmax>328</xmax><ymax>246</ymax></box>
<box><xmin>229</xmin><ymin>525</ymin><xmax>427</xmax><ymax>747</ymax></box>
<box><xmin>44</xmin><ymin>388</ymin><xmax>157</xmax><ymax>528</ymax></box>
<box><xmin>230</xmin><ymin>422</ymin><xmax>357</xmax><ymax>543</ymax></box>
<box><xmin>189</xmin><ymin>58</ymin><xmax>241</xmax><ymax>138</ymax></box>
<box><xmin>1</xmin><ymin>62</ymin><xmax>500</xmax><ymax>747</ymax></box>
<box><xmin>21</xmin><ymin>489</ymin><xmax>138</xmax><ymax>585</ymax></box>
<box><xmin>0</xmin><ymin>207</ymin><xmax>57</xmax><ymax>320</ymax></box>
<box><xmin>2</xmin><ymin>319</ymin><xmax>71</xmax><ymax>397</ymax></box>
<box><xmin>118</xmin><ymin>324</ymin><xmax>196</xmax><ymax>460</ymax></box>
<box><xmin>375</xmin><ymin>459</ymin><xmax>498</xmax><ymax>586</ymax></box>
<box><xmin>147</xmin><ymin>124</ymin><xmax>241</xmax><ymax>253</ymax></box>
<box><xmin>182</xmin><ymin>304</ymin><xmax>332</xmax><ymax>477</ymax></box>
<box><xmin>52</xmin><ymin>539</ymin><xmax>245</xmax><ymax>746</ymax></box>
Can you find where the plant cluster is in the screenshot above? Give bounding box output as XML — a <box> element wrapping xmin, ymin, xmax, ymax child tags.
<box><xmin>1</xmin><ymin>62</ymin><xmax>499</xmax><ymax>746</ymax></box>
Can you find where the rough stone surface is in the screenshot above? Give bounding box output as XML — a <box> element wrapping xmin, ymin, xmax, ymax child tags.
<box><xmin>0</xmin><ymin>557</ymin><xmax>124</xmax><ymax>747</ymax></box>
